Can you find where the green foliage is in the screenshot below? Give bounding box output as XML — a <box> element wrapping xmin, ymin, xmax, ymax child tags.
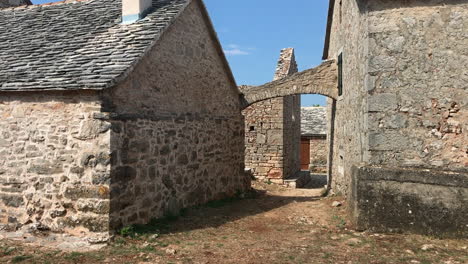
<box><xmin>11</xmin><ymin>255</ymin><xmax>32</xmax><ymax>263</ymax></box>
<box><xmin>119</xmin><ymin>226</ymin><xmax>135</xmax><ymax>237</ymax></box>
<box><xmin>1</xmin><ymin>246</ymin><xmax>15</xmax><ymax>257</ymax></box>
<box><xmin>64</xmin><ymin>252</ymin><xmax>85</xmax><ymax>261</ymax></box>
<box><xmin>332</xmin><ymin>215</ymin><xmax>347</xmax><ymax>229</ymax></box>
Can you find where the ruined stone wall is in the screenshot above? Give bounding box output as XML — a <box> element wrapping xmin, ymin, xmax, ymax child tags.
<box><xmin>365</xmin><ymin>0</ymin><xmax>468</xmax><ymax>171</ymax></box>
<box><xmin>103</xmin><ymin>0</ymin><xmax>249</xmax><ymax>229</ymax></box>
<box><xmin>326</xmin><ymin>0</ymin><xmax>369</xmax><ymax>195</ymax></box>
<box><xmin>242</xmin><ymin>48</ymin><xmax>299</xmax><ymax>182</ymax></box>
<box><xmin>0</xmin><ymin>91</ymin><xmax>111</xmax><ymax>242</ymax></box>
<box><xmin>309</xmin><ymin>136</ymin><xmax>328</xmax><ymax>173</ymax></box>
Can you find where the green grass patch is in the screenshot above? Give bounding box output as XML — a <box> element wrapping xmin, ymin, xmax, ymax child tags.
<box><xmin>64</xmin><ymin>252</ymin><xmax>85</xmax><ymax>261</ymax></box>
<box><xmin>12</xmin><ymin>255</ymin><xmax>32</xmax><ymax>263</ymax></box>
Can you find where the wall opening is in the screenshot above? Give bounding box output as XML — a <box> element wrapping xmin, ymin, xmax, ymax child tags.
<box><xmin>242</xmin><ymin>93</ymin><xmax>334</xmax><ymax>190</ymax></box>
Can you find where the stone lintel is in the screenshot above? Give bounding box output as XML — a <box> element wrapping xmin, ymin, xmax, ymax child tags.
<box><xmin>240</xmin><ymin>59</ymin><xmax>338</xmax><ymax>109</ymax></box>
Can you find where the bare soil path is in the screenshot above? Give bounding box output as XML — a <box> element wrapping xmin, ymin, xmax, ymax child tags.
<box><xmin>1</xmin><ymin>182</ymin><xmax>467</xmax><ymax>264</ymax></box>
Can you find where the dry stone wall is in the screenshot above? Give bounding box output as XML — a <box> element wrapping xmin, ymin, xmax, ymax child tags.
<box><xmin>309</xmin><ymin>136</ymin><xmax>328</xmax><ymax>173</ymax></box>
<box><xmin>242</xmin><ymin>48</ymin><xmax>300</xmax><ymax>182</ymax></box>
<box><xmin>0</xmin><ymin>91</ymin><xmax>111</xmax><ymax>242</ymax></box>
<box><xmin>326</xmin><ymin>0</ymin><xmax>369</xmax><ymax>195</ymax></box>
<box><xmin>365</xmin><ymin>0</ymin><xmax>468</xmax><ymax>171</ymax></box>
<box><xmin>326</xmin><ymin>0</ymin><xmax>468</xmax><ymax>237</ymax></box>
<box><xmin>102</xmin><ymin>0</ymin><xmax>248</xmax><ymax>229</ymax></box>
<box><xmin>0</xmin><ymin>0</ymin><xmax>249</xmax><ymax>240</ymax></box>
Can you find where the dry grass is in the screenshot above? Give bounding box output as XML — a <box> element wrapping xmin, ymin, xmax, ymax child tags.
<box><xmin>1</xmin><ymin>182</ymin><xmax>467</xmax><ymax>264</ymax></box>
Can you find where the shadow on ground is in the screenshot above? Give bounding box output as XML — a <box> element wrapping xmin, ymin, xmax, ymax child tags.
<box><xmin>126</xmin><ymin>185</ymin><xmax>323</xmax><ymax>236</ymax></box>
<box><xmin>302</xmin><ymin>173</ymin><xmax>328</xmax><ymax>189</ymax></box>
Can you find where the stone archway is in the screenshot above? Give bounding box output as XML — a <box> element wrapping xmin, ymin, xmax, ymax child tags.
<box><xmin>239</xmin><ymin>56</ymin><xmax>338</xmax><ymax>192</ymax></box>
<box><xmin>239</xmin><ymin>60</ymin><xmax>338</xmax><ymax>110</ymax></box>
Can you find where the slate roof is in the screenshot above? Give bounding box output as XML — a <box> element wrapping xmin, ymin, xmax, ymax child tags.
<box><xmin>0</xmin><ymin>0</ymin><xmax>32</xmax><ymax>8</ymax></box>
<box><xmin>0</xmin><ymin>0</ymin><xmax>189</xmax><ymax>91</ymax></box>
<box><xmin>301</xmin><ymin>106</ymin><xmax>327</xmax><ymax>136</ymax></box>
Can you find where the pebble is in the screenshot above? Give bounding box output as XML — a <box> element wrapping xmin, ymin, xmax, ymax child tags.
<box><xmin>165</xmin><ymin>248</ymin><xmax>177</xmax><ymax>255</ymax></box>
<box><xmin>346</xmin><ymin>238</ymin><xmax>362</xmax><ymax>245</ymax></box>
<box><xmin>332</xmin><ymin>201</ymin><xmax>342</xmax><ymax>207</ymax></box>
<box><xmin>421</xmin><ymin>244</ymin><xmax>435</xmax><ymax>251</ymax></box>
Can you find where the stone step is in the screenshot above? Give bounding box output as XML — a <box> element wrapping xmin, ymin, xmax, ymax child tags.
<box><xmin>283</xmin><ymin>170</ymin><xmax>311</xmax><ymax>188</ymax></box>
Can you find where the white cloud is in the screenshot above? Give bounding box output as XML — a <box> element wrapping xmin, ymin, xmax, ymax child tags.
<box><xmin>223</xmin><ymin>44</ymin><xmax>251</xmax><ymax>56</ymax></box>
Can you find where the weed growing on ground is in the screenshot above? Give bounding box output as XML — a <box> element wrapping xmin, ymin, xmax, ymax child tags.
<box><xmin>64</xmin><ymin>252</ymin><xmax>85</xmax><ymax>261</ymax></box>
<box><xmin>0</xmin><ymin>246</ymin><xmax>15</xmax><ymax>257</ymax></box>
<box><xmin>11</xmin><ymin>255</ymin><xmax>32</xmax><ymax>263</ymax></box>
<box><xmin>332</xmin><ymin>215</ymin><xmax>346</xmax><ymax>229</ymax></box>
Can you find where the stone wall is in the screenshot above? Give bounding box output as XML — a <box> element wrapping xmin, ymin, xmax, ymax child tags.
<box><xmin>0</xmin><ymin>91</ymin><xmax>112</xmax><ymax>242</ymax></box>
<box><xmin>243</xmin><ymin>98</ymin><xmax>285</xmax><ymax>180</ymax></box>
<box><xmin>308</xmin><ymin>136</ymin><xmax>328</xmax><ymax>173</ymax></box>
<box><xmin>102</xmin><ymin>0</ymin><xmax>249</xmax><ymax>229</ymax></box>
<box><xmin>326</xmin><ymin>0</ymin><xmax>468</xmax><ymax>237</ymax></box>
<box><xmin>365</xmin><ymin>0</ymin><xmax>467</xmax><ymax>171</ymax></box>
<box><xmin>0</xmin><ymin>0</ymin><xmax>249</xmax><ymax>240</ymax></box>
<box><xmin>241</xmin><ymin>60</ymin><xmax>338</xmax><ymax>108</ymax></box>
<box><xmin>283</xmin><ymin>93</ymin><xmax>301</xmax><ymax>180</ymax></box>
<box><xmin>351</xmin><ymin>165</ymin><xmax>468</xmax><ymax>237</ymax></box>
<box><xmin>242</xmin><ymin>48</ymin><xmax>300</xmax><ymax>182</ymax></box>
<box><xmin>326</xmin><ymin>0</ymin><xmax>369</xmax><ymax>195</ymax></box>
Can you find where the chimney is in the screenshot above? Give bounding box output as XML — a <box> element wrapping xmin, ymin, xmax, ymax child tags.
<box><xmin>122</xmin><ymin>0</ymin><xmax>153</xmax><ymax>24</ymax></box>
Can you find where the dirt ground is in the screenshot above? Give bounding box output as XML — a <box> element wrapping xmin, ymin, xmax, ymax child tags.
<box><xmin>1</xmin><ymin>181</ymin><xmax>467</xmax><ymax>264</ymax></box>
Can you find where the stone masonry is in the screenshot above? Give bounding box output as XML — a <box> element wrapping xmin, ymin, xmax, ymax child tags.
<box><xmin>241</xmin><ymin>60</ymin><xmax>338</xmax><ymax>108</ymax></box>
<box><xmin>0</xmin><ymin>0</ymin><xmax>249</xmax><ymax>242</ymax></box>
<box><xmin>241</xmin><ymin>48</ymin><xmax>301</xmax><ymax>182</ymax></box>
<box><xmin>323</xmin><ymin>0</ymin><xmax>468</xmax><ymax>237</ymax></box>
<box><xmin>301</xmin><ymin>106</ymin><xmax>328</xmax><ymax>173</ymax></box>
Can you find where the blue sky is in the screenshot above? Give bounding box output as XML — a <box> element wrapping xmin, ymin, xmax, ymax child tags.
<box><xmin>32</xmin><ymin>0</ymin><xmax>329</xmax><ymax>106</ymax></box>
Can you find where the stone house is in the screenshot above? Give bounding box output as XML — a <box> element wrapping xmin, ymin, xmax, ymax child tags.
<box><xmin>300</xmin><ymin>106</ymin><xmax>328</xmax><ymax>173</ymax></box>
<box><xmin>241</xmin><ymin>48</ymin><xmax>301</xmax><ymax>184</ymax></box>
<box><xmin>323</xmin><ymin>0</ymin><xmax>467</xmax><ymax>236</ymax></box>
<box><xmin>0</xmin><ymin>0</ymin><xmax>249</xmax><ymax>242</ymax></box>
<box><xmin>0</xmin><ymin>0</ymin><xmax>31</xmax><ymax>8</ymax></box>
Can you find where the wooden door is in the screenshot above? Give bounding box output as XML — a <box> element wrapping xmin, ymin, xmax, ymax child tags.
<box><xmin>300</xmin><ymin>138</ymin><xmax>310</xmax><ymax>170</ymax></box>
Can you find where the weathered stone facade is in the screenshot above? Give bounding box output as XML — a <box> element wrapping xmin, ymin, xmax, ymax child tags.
<box><xmin>0</xmin><ymin>0</ymin><xmax>249</xmax><ymax>241</ymax></box>
<box><xmin>103</xmin><ymin>0</ymin><xmax>248</xmax><ymax>229</ymax></box>
<box><xmin>308</xmin><ymin>137</ymin><xmax>328</xmax><ymax>173</ymax></box>
<box><xmin>241</xmin><ymin>60</ymin><xmax>338</xmax><ymax>108</ymax></box>
<box><xmin>0</xmin><ymin>91</ymin><xmax>111</xmax><ymax>241</ymax></box>
<box><xmin>323</xmin><ymin>0</ymin><xmax>468</xmax><ymax>236</ymax></box>
<box><xmin>241</xmin><ymin>48</ymin><xmax>300</xmax><ymax>182</ymax></box>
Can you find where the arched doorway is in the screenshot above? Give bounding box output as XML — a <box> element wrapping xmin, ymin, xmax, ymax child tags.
<box><xmin>239</xmin><ymin>52</ymin><xmax>338</xmax><ymax>193</ymax></box>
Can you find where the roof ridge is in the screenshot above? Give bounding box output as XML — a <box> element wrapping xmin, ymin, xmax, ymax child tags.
<box><xmin>0</xmin><ymin>0</ymin><xmax>90</xmax><ymax>11</ymax></box>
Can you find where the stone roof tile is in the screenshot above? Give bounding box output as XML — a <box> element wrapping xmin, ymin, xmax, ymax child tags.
<box><xmin>301</xmin><ymin>106</ymin><xmax>327</xmax><ymax>136</ymax></box>
<box><xmin>0</xmin><ymin>0</ymin><xmax>189</xmax><ymax>91</ymax></box>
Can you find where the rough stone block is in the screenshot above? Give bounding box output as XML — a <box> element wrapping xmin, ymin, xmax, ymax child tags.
<box><xmin>350</xmin><ymin>165</ymin><xmax>468</xmax><ymax>238</ymax></box>
<box><xmin>368</xmin><ymin>131</ymin><xmax>409</xmax><ymax>151</ymax></box>
<box><xmin>368</xmin><ymin>93</ymin><xmax>398</xmax><ymax>112</ymax></box>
